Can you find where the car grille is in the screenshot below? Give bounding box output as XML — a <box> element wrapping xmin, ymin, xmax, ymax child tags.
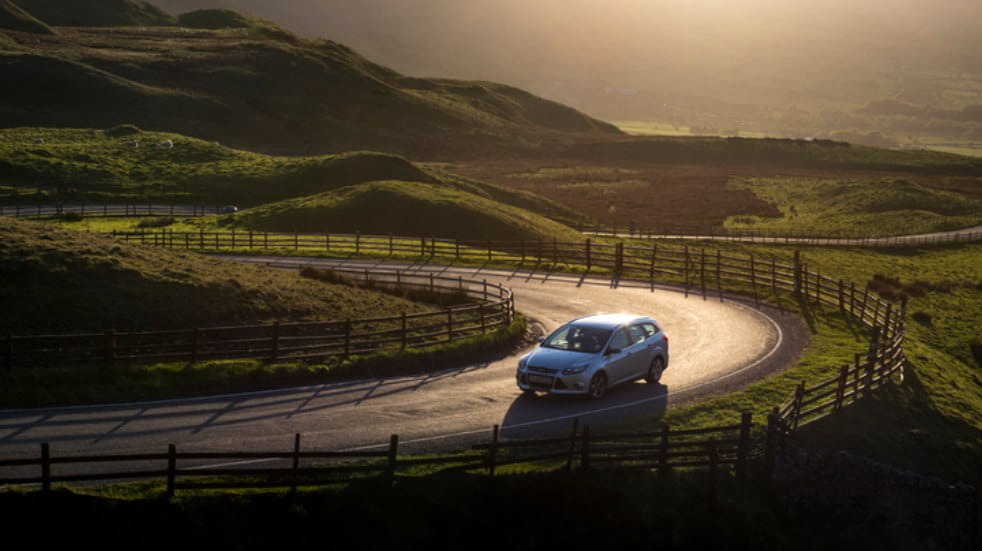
<box><xmin>527</xmin><ymin>366</ymin><xmax>558</xmax><ymax>374</ymax></box>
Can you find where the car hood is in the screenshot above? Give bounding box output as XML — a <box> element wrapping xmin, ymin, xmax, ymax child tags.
<box><xmin>526</xmin><ymin>347</ymin><xmax>597</xmax><ymax>370</ymax></box>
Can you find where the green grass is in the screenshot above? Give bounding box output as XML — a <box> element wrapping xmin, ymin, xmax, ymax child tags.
<box><xmin>0</xmin><ymin>128</ymin><xmax>585</xmax><ymax>225</ymax></box>
<box><xmin>201</xmin><ymin>180</ymin><xmax>583</xmax><ymax>242</ymax></box>
<box><xmin>0</xmin><ymin>316</ymin><xmax>527</xmax><ymax>408</ymax></box>
<box><xmin>723</xmin><ymin>177</ymin><xmax>982</xmax><ymax>236</ymax></box>
<box><xmin>614</xmin><ymin>239</ymin><xmax>982</xmax><ymax>482</ymax></box>
<box><xmin>0</xmin><ymin>22</ymin><xmax>617</xmax><ymax>158</ymax></box>
<box><xmin>0</xmin><ymin>0</ymin><xmax>54</xmax><ymax>34</ymax></box>
<box><xmin>0</xmin><ymin>217</ymin><xmax>433</xmax><ymax>334</ymax></box>
<box><xmin>14</xmin><ymin>0</ymin><xmax>174</xmax><ymax>27</ymax></box>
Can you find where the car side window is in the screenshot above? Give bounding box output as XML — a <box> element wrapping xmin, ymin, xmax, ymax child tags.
<box><xmin>642</xmin><ymin>323</ymin><xmax>659</xmax><ymax>337</ymax></box>
<box><xmin>610</xmin><ymin>329</ymin><xmax>631</xmax><ymax>351</ymax></box>
<box><xmin>628</xmin><ymin>325</ymin><xmax>647</xmax><ymax>345</ymax></box>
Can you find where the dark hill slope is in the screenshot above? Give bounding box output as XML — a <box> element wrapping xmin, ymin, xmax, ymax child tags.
<box><xmin>0</xmin><ymin>20</ymin><xmax>620</xmax><ymax>158</ymax></box>
<box><xmin>0</xmin><ymin>216</ymin><xmax>429</xmax><ymax>333</ymax></box>
<box><xmin>14</xmin><ymin>0</ymin><xmax>175</xmax><ymax>27</ymax></box>
<box><xmin>0</xmin><ymin>0</ymin><xmax>52</xmax><ymax>34</ymax></box>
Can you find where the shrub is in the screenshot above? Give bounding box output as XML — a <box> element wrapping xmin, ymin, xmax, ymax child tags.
<box><xmin>911</xmin><ymin>311</ymin><xmax>932</xmax><ymax>326</ymax></box>
<box><xmin>60</xmin><ymin>211</ymin><xmax>83</xmax><ymax>221</ymax></box>
<box><xmin>104</xmin><ymin>124</ymin><xmax>141</xmax><ymax>138</ymax></box>
<box><xmin>136</xmin><ymin>216</ymin><xmax>176</xmax><ymax>228</ymax></box>
<box><xmin>971</xmin><ymin>341</ymin><xmax>982</xmax><ymax>367</ymax></box>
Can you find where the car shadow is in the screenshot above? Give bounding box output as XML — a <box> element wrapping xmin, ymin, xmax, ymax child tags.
<box><xmin>498</xmin><ymin>379</ymin><xmax>669</xmax><ymax>440</ymax></box>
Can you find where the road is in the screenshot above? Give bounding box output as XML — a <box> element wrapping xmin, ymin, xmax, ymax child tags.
<box><xmin>0</xmin><ymin>257</ymin><xmax>808</xmax><ymax>476</ymax></box>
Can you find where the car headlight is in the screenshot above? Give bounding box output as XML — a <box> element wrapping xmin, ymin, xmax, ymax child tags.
<box><xmin>562</xmin><ymin>364</ymin><xmax>589</xmax><ymax>375</ymax></box>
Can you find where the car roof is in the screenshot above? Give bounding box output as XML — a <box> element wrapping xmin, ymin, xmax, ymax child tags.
<box><xmin>569</xmin><ymin>313</ymin><xmax>651</xmax><ymax>330</ymax></box>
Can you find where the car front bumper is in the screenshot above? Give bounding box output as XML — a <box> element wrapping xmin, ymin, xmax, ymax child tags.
<box><xmin>517</xmin><ymin>371</ymin><xmax>590</xmax><ymax>395</ymax></box>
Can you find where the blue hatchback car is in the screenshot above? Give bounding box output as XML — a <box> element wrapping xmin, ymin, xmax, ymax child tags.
<box><xmin>516</xmin><ymin>313</ymin><xmax>669</xmax><ymax>399</ymax></box>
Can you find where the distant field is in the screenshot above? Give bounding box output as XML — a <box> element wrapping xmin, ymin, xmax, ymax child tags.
<box><xmin>450</xmin><ymin>155</ymin><xmax>982</xmax><ymax>235</ymax></box>
<box><xmin>723</xmin><ymin>177</ymin><xmax>982</xmax><ymax>236</ymax></box>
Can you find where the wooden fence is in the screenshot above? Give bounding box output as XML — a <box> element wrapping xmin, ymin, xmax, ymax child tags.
<box><xmin>2</xmin><ymin>267</ymin><xmax>514</xmax><ymax>370</ymax></box>
<box><xmin>0</xmin><ymin>232</ymin><xmax>910</xmax><ymax>493</ymax></box>
<box><xmin>0</xmin><ymin>414</ymin><xmax>761</xmax><ymax>500</ymax></box>
<box><xmin>580</xmin><ymin>223</ymin><xmax>982</xmax><ymax>247</ymax></box>
<box><xmin>0</xmin><ymin>203</ymin><xmax>220</xmax><ymax>219</ymax></box>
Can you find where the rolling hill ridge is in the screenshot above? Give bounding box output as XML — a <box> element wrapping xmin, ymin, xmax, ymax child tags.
<box><xmin>0</xmin><ymin>0</ymin><xmax>621</xmax><ymax>158</ymax></box>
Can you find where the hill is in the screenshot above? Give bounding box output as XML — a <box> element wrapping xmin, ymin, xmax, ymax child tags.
<box><xmin>0</xmin><ymin>216</ymin><xmax>430</xmax><ymax>333</ymax></box>
<box><xmin>0</xmin><ymin>128</ymin><xmax>585</xmax><ymax>224</ymax></box>
<box><xmin>14</xmin><ymin>0</ymin><xmax>175</xmax><ymax>27</ymax></box>
<box><xmin>0</xmin><ymin>7</ymin><xmax>620</xmax><ymax>158</ymax></box>
<box><xmin>209</xmin><ymin>180</ymin><xmax>584</xmax><ymax>242</ymax></box>
<box><xmin>0</xmin><ymin>0</ymin><xmax>53</xmax><ymax>34</ymax></box>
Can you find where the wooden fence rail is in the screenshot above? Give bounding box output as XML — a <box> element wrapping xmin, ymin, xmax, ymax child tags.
<box><xmin>1</xmin><ymin>230</ymin><xmax>909</xmax><ymax>489</ymax></box>
<box><xmin>0</xmin><ymin>415</ymin><xmax>762</xmax><ymax>499</ymax></box>
<box><xmin>2</xmin><ymin>267</ymin><xmax>514</xmax><ymax>370</ymax></box>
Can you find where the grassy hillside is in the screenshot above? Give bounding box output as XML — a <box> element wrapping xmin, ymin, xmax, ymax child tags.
<box><xmin>0</xmin><ymin>216</ymin><xmax>430</xmax><ymax>333</ymax></box>
<box><xmin>0</xmin><ymin>0</ymin><xmax>53</xmax><ymax>34</ymax></box>
<box><xmin>0</xmin><ymin>128</ymin><xmax>586</xmax><ymax>226</ymax></box>
<box><xmin>211</xmin><ymin>180</ymin><xmax>583</xmax><ymax>242</ymax></box>
<box><xmin>14</xmin><ymin>0</ymin><xmax>175</xmax><ymax>27</ymax></box>
<box><xmin>0</xmin><ymin>14</ymin><xmax>619</xmax><ymax>158</ymax></box>
<box><xmin>724</xmin><ymin>177</ymin><xmax>982</xmax><ymax>236</ymax></box>
<box><xmin>565</xmin><ymin>137</ymin><xmax>982</xmax><ymax>174</ymax></box>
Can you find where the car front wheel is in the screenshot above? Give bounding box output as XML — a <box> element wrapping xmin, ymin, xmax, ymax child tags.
<box><xmin>645</xmin><ymin>356</ymin><xmax>665</xmax><ymax>384</ymax></box>
<box><xmin>588</xmin><ymin>372</ymin><xmax>607</xmax><ymax>400</ymax></box>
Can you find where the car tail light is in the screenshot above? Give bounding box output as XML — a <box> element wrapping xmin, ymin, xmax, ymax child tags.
<box><xmin>664</xmin><ymin>334</ymin><xmax>669</xmax><ymax>345</ymax></box>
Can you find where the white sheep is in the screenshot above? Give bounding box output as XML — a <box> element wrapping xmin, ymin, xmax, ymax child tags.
<box><xmin>157</xmin><ymin>139</ymin><xmax>174</xmax><ymax>149</ymax></box>
<box><xmin>33</xmin><ymin>138</ymin><xmax>44</xmax><ymax>145</ymax></box>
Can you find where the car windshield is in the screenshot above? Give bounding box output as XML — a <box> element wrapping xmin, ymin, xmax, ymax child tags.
<box><xmin>542</xmin><ymin>324</ymin><xmax>612</xmax><ymax>353</ymax></box>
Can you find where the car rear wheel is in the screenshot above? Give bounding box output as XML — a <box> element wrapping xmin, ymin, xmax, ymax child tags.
<box><xmin>588</xmin><ymin>372</ymin><xmax>607</xmax><ymax>400</ymax></box>
<box><xmin>645</xmin><ymin>356</ymin><xmax>665</xmax><ymax>384</ymax></box>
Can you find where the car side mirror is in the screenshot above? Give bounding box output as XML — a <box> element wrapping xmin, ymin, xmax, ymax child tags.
<box><xmin>605</xmin><ymin>346</ymin><xmax>620</xmax><ymax>356</ymax></box>
<box><xmin>538</xmin><ymin>337</ymin><xmax>545</xmax><ymax>344</ymax></box>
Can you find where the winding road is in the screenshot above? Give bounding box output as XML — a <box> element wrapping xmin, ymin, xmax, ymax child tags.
<box><xmin>0</xmin><ymin>257</ymin><xmax>808</xmax><ymax>474</ymax></box>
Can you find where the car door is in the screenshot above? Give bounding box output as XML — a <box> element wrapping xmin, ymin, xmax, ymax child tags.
<box><xmin>603</xmin><ymin>328</ymin><xmax>636</xmax><ymax>384</ymax></box>
<box><xmin>626</xmin><ymin>324</ymin><xmax>652</xmax><ymax>377</ymax></box>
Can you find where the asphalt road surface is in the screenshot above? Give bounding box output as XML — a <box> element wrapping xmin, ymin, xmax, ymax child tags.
<box><xmin>0</xmin><ymin>257</ymin><xmax>808</xmax><ymax>475</ymax></box>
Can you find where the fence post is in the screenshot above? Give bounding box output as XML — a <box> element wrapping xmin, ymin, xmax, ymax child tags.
<box><xmin>580</xmin><ymin>425</ymin><xmax>591</xmax><ymax>471</ymax></box>
<box><xmin>401</xmin><ymin>312</ymin><xmax>408</xmax><ymax>349</ymax></box>
<box><xmin>700</xmin><ymin>248</ymin><xmax>707</xmax><ymax>300</ymax></box>
<box><xmin>344</xmin><ymin>319</ymin><xmax>351</xmax><ymax>358</ymax></box>
<box><xmin>447</xmin><ymin>308</ymin><xmax>453</xmax><ymax>342</ymax></box>
<box><xmin>764</xmin><ymin>408</ymin><xmax>779</xmax><ymax>481</ymax></box>
<box><xmin>488</xmin><ymin>424</ymin><xmax>499</xmax><ymax>477</ymax></box>
<box><xmin>864</xmin><ymin>357</ymin><xmax>875</xmax><ymax>398</ymax></box>
<box><xmin>105</xmin><ymin>329</ymin><xmax>116</xmax><ymax>364</ymax></box>
<box><xmin>716</xmin><ymin>250</ymin><xmax>722</xmax><ymax>302</ymax></box>
<box><xmin>199</xmin><ymin>228</ymin><xmax>204</xmax><ymax>249</ymax></box>
<box><xmin>455</xmin><ymin>239</ymin><xmax>460</xmax><ymax>260</ymax></box>
<box><xmin>834</xmin><ymin>364</ymin><xmax>849</xmax><ymax>410</ymax></box>
<box><xmin>420</xmin><ymin>236</ymin><xmax>425</xmax><ymax>257</ymax></box>
<box><xmin>487</xmin><ymin>241</ymin><xmax>492</xmax><ymax>263</ymax></box>
<box><xmin>388</xmin><ymin>234</ymin><xmax>393</xmax><ymax>255</ymax></box>
<box><xmin>683</xmin><ymin>246</ymin><xmax>690</xmax><ymax>298</ymax></box>
<box><xmin>270</xmin><ymin>322</ymin><xmax>280</xmax><ymax>362</ymax></box>
<box><xmin>792</xmin><ymin>381</ymin><xmax>805</xmax><ymax>430</ymax></box>
<box><xmin>387</xmin><ymin>434</ymin><xmax>399</xmax><ymax>487</ymax></box>
<box><xmin>585</xmin><ymin>238</ymin><xmax>591</xmax><ymax>271</ymax></box>
<box><xmin>291</xmin><ymin>433</ymin><xmax>301</xmax><ymax>496</ymax></box>
<box><xmin>615</xmin><ymin>242</ymin><xmax>624</xmax><ymax>276</ymax></box>
<box><xmin>479</xmin><ymin>303</ymin><xmax>487</xmax><ymax>334</ymax></box>
<box><xmin>165</xmin><ymin>444</ymin><xmax>176</xmax><ymax>498</ymax></box>
<box><xmin>659</xmin><ymin>424</ymin><xmax>670</xmax><ymax>476</ymax></box>
<box><xmin>736</xmin><ymin>412</ymin><xmax>751</xmax><ymax>481</ymax></box>
<box><xmin>355</xmin><ymin>231</ymin><xmax>360</xmax><ymax>255</ymax></box>
<box><xmin>650</xmin><ymin>244</ymin><xmax>656</xmax><ymax>292</ymax></box>
<box><xmin>565</xmin><ymin>417</ymin><xmax>579</xmax><ymax>472</ymax></box>
<box><xmin>41</xmin><ymin>443</ymin><xmax>50</xmax><ymax>492</ymax></box>
<box><xmin>793</xmin><ymin>250</ymin><xmax>802</xmax><ymax>296</ymax></box>
<box><xmin>707</xmin><ymin>440</ymin><xmax>719</xmax><ymax>511</ymax></box>
<box><xmin>188</xmin><ymin>328</ymin><xmax>199</xmax><ymax>363</ymax></box>
<box><xmin>749</xmin><ymin>254</ymin><xmax>760</xmax><ymax>309</ymax></box>
<box><xmin>231</xmin><ymin>229</ymin><xmax>236</xmax><ymax>250</ymax></box>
